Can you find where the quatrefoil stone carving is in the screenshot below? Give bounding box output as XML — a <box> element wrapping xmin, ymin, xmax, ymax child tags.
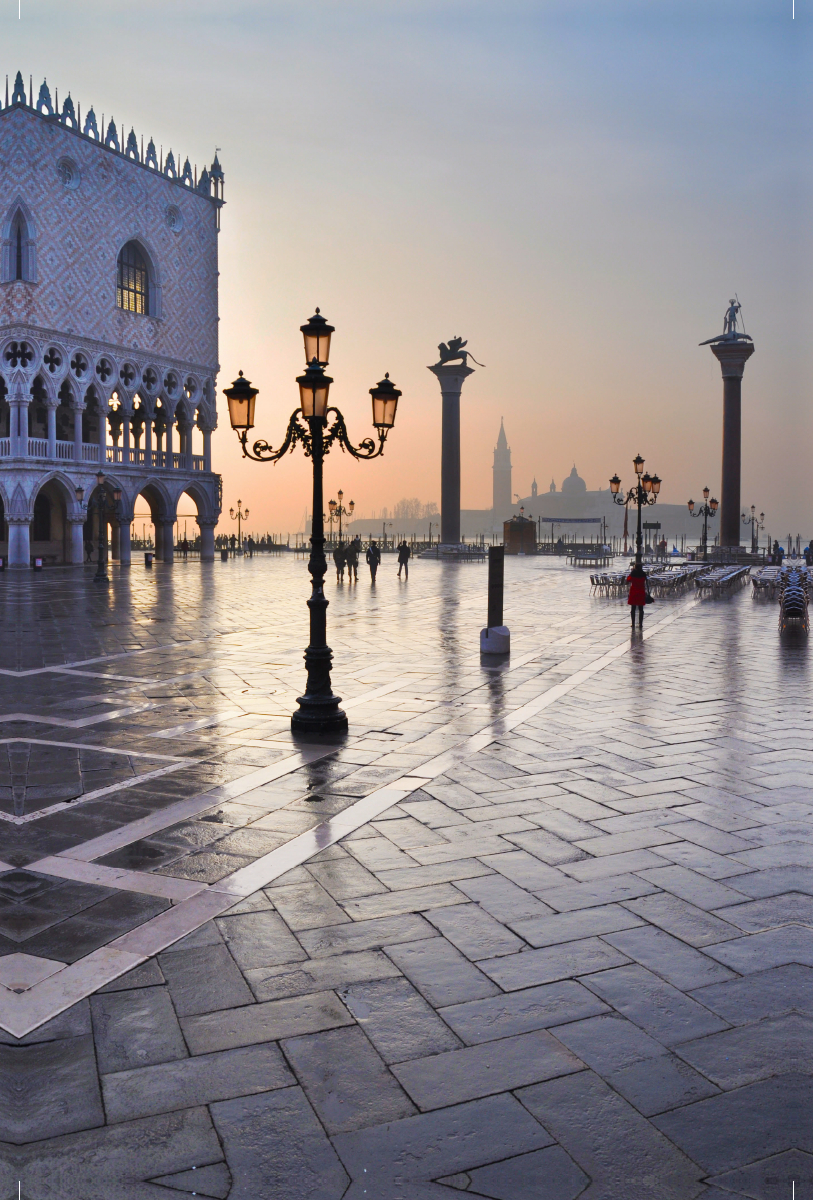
<box><xmin>5</xmin><ymin>341</ymin><xmax>33</xmax><ymax>368</ymax></box>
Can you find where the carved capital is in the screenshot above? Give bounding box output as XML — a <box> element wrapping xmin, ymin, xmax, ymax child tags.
<box><xmin>710</xmin><ymin>341</ymin><xmax>755</xmax><ymax>379</ymax></box>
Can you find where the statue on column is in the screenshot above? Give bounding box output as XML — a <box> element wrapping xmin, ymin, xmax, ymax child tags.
<box><xmin>434</xmin><ymin>337</ymin><xmax>486</xmax><ymax>368</ymax></box>
<box><xmin>700</xmin><ymin>296</ymin><xmax>752</xmax><ymax>345</ymax></box>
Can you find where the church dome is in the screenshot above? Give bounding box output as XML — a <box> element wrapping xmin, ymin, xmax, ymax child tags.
<box><xmin>561</xmin><ymin>465</ymin><xmax>587</xmax><ymax>496</ymax></box>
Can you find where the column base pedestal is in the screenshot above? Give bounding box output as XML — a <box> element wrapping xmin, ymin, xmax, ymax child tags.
<box><xmin>480</xmin><ymin>625</ymin><xmax>510</xmax><ymax>655</ymax></box>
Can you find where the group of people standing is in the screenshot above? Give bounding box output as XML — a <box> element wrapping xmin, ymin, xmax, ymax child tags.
<box><xmin>332</xmin><ymin>538</ymin><xmax>411</xmax><ymax>583</ymax></box>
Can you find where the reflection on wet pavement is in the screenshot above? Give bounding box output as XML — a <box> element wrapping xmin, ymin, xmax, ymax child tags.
<box><xmin>0</xmin><ymin>554</ymin><xmax>808</xmax><ymax>1196</ymax></box>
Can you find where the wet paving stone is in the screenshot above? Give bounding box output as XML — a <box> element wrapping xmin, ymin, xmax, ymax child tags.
<box><xmin>0</xmin><ymin>556</ymin><xmax>811</xmax><ymax>1188</ymax></box>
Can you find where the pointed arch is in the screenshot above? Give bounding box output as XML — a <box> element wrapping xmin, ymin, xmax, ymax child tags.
<box><xmin>1</xmin><ymin>198</ymin><xmax>37</xmax><ymax>283</ymax></box>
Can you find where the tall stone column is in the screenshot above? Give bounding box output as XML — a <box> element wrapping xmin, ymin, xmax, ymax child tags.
<box><xmin>427</xmin><ymin>363</ymin><xmax>474</xmax><ymax>547</ymax></box>
<box><xmin>710</xmin><ymin>341</ymin><xmax>755</xmax><ymax>549</ymax></box>
<box><xmin>202</xmin><ymin>428</ymin><xmax>212</xmax><ymax>473</ymax></box>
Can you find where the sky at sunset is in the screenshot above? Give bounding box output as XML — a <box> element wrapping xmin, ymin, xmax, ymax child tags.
<box><xmin>3</xmin><ymin>1</ymin><xmax>810</xmax><ymax>535</ymax></box>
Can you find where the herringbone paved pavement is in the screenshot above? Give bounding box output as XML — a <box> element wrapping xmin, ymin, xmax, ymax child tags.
<box><xmin>0</xmin><ymin>555</ymin><xmax>809</xmax><ymax>1199</ymax></box>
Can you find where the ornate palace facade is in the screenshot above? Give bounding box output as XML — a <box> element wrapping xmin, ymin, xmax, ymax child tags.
<box><xmin>0</xmin><ymin>71</ymin><xmax>222</xmax><ymax>565</ymax></box>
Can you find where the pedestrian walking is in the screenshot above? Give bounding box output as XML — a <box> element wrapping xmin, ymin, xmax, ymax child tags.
<box><xmin>333</xmin><ymin>541</ymin><xmax>346</xmax><ymax>581</ymax></box>
<box><xmin>84</xmin><ymin>538</ymin><xmax>94</xmax><ymax>563</ymax></box>
<box><xmin>366</xmin><ymin>539</ymin><xmax>381</xmax><ymax>583</ymax></box>
<box><xmin>345</xmin><ymin>538</ymin><xmax>359</xmax><ymax>582</ymax></box>
<box><xmin>181</xmin><ymin>537</ymin><xmax>189</xmax><ymax>558</ymax></box>
<box><xmin>397</xmin><ymin>540</ymin><xmax>410</xmax><ymax>579</ymax></box>
<box><xmin>229</xmin><ymin>533</ymin><xmax>236</xmax><ymax>555</ymax></box>
<box><xmin>627</xmin><ymin>563</ymin><xmax>647</xmax><ymax>630</ymax></box>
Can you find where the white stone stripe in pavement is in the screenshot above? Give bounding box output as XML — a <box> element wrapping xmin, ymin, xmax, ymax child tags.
<box><xmin>0</xmin><ymin>595</ymin><xmax>698</xmax><ymax>1037</ymax></box>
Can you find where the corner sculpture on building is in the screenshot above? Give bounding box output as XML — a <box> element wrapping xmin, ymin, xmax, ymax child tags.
<box><xmin>0</xmin><ymin>71</ymin><xmax>223</xmax><ymax>566</ymax></box>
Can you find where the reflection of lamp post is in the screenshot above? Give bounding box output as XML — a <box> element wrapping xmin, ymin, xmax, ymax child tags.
<box><xmin>329</xmin><ymin>490</ymin><xmax>354</xmax><ymax>541</ymax></box>
<box><xmin>687</xmin><ymin>487</ymin><xmax>718</xmax><ymax>560</ymax></box>
<box><xmin>741</xmin><ymin>505</ymin><xmax>765</xmax><ymax>554</ymax></box>
<box><xmin>609</xmin><ymin>454</ymin><xmax>661</xmax><ymax>568</ymax></box>
<box><xmin>86</xmin><ymin>472</ymin><xmax>121</xmax><ymax>585</ymax></box>
<box><xmin>229</xmin><ymin>496</ymin><xmax>248</xmax><ymax>552</ymax></box>
<box><xmin>225</xmin><ymin>311</ymin><xmax>401</xmax><ymax>734</ymax></box>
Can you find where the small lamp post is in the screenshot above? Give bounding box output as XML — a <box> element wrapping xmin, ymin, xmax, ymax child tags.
<box><xmin>325</xmin><ymin>498</ymin><xmax>338</xmax><ymax>547</ymax></box>
<box><xmin>225</xmin><ymin>314</ymin><xmax>401</xmax><ymax>734</ymax></box>
<box><xmin>90</xmin><ymin>472</ymin><xmax>121</xmax><ymax>584</ymax></box>
<box><xmin>329</xmin><ymin>490</ymin><xmax>354</xmax><ymax>542</ymax></box>
<box><xmin>741</xmin><ymin>505</ymin><xmax>765</xmax><ymax>555</ymax></box>
<box><xmin>229</xmin><ymin>499</ymin><xmax>249</xmax><ymax>553</ymax></box>
<box><xmin>688</xmin><ymin>487</ymin><xmax>718</xmax><ymax>560</ymax></box>
<box><xmin>609</xmin><ymin>455</ymin><xmax>661</xmax><ymax>568</ymax></box>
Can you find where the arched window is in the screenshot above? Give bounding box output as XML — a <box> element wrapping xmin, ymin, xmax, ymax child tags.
<box><xmin>117</xmin><ymin>241</ymin><xmax>150</xmax><ymax>315</ymax></box>
<box><xmin>14</xmin><ymin>214</ymin><xmax>23</xmax><ymax>280</ymax></box>
<box><xmin>2</xmin><ymin>204</ymin><xmax>35</xmax><ymax>283</ymax></box>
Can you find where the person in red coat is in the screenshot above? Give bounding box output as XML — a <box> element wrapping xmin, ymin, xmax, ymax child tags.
<box><xmin>627</xmin><ymin>564</ymin><xmax>647</xmax><ymax>629</ymax></box>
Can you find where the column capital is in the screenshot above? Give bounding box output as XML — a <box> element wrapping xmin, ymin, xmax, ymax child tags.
<box><xmin>710</xmin><ymin>340</ymin><xmax>755</xmax><ymax>379</ymax></box>
<box><xmin>427</xmin><ymin>363</ymin><xmax>475</xmax><ymax>395</ymax></box>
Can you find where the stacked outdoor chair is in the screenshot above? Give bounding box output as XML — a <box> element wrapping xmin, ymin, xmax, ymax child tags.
<box><xmin>778</xmin><ymin>566</ymin><xmax>810</xmax><ymax>633</ymax></box>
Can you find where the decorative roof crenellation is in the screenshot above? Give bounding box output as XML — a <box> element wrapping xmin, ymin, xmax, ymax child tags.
<box><xmin>1</xmin><ymin>71</ymin><xmax>224</xmax><ymax>206</ymax></box>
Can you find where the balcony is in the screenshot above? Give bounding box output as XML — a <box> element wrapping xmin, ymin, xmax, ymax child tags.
<box><xmin>0</xmin><ymin>440</ymin><xmax>207</xmax><ymax>472</ymax></box>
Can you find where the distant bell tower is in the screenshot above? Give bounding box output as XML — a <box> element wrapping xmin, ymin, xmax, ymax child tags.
<box><xmin>531</xmin><ymin>478</ymin><xmax>538</xmax><ymax>498</ymax></box>
<box><xmin>492</xmin><ymin>417</ymin><xmax>512</xmax><ymax>519</ymax></box>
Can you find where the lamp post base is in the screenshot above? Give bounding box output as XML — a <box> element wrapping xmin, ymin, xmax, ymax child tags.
<box><xmin>291</xmin><ymin>696</ymin><xmax>348</xmax><ymax>735</ymax></box>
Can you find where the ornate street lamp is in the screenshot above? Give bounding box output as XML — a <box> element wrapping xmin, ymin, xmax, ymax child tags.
<box><xmin>687</xmin><ymin>487</ymin><xmax>718</xmax><ymax>561</ymax></box>
<box><xmin>741</xmin><ymin>505</ymin><xmax>765</xmax><ymax>555</ymax></box>
<box><xmin>225</xmin><ymin>312</ymin><xmax>401</xmax><ymax>734</ymax></box>
<box><xmin>229</xmin><ymin>499</ymin><xmax>249</xmax><ymax>553</ymax></box>
<box><xmin>610</xmin><ymin>455</ymin><xmax>662</xmax><ymax>568</ymax></box>
<box><xmin>88</xmin><ymin>471</ymin><xmax>121</xmax><ymax>584</ymax></box>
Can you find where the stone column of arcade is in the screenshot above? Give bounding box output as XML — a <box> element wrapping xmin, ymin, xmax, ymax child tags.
<box><xmin>198</xmin><ymin>517</ymin><xmax>216</xmax><ymax>562</ymax></box>
<box><xmin>428</xmin><ymin>346</ymin><xmax>477</xmax><ymax>548</ymax></box>
<box><xmin>73</xmin><ymin>404</ymin><xmax>83</xmax><ymax>465</ymax></box>
<box><xmin>67</xmin><ymin>517</ymin><xmax>85</xmax><ymax>564</ymax></box>
<box><xmin>118</xmin><ymin>517</ymin><xmax>132</xmax><ymax>565</ymax></box>
<box><xmin>7</xmin><ymin>517</ymin><xmax>30</xmax><ymax>567</ymax></box>
<box><xmin>46</xmin><ymin>402</ymin><xmax>57</xmax><ymax>459</ymax></box>
<box><xmin>701</xmin><ymin>300</ymin><xmax>755</xmax><ymax>550</ymax></box>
